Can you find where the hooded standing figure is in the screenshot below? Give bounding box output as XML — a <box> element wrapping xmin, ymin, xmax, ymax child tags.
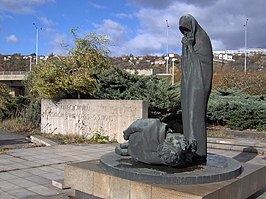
<box><xmin>179</xmin><ymin>14</ymin><xmax>213</xmax><ymax>160</ymax></box>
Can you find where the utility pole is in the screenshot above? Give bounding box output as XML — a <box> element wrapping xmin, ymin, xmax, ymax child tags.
<box><xmin>171</xmin><ymin>58</ymin><xmax>176</xmax><ymax>85</ymax></box>
<box><xmin>33</xmin><ymin>23</ymin><xmax>42</xmax><ymax>65</ymax></box>
<box><xmin>29</xmin><ymin>56</ymin><xmax>32</xmax><ymax>71</ymax></box>
<box><xmin>244</xmin><ymin>18</ymin><xmax>248</xmax><ymax>73</ymax></box>
<box><xmin>166</xmin><ymin>19</ymin><xmax>169</xmax><ymax>74</ymax></box>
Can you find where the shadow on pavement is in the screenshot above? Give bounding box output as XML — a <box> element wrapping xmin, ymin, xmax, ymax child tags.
<box><xmin>0</xmin><ymin>138</ymin><xmax>27</xmax><ymax>146</ymax></box>
<box><xmin>233</xmin><ymin>147</ymin><xmax>258</xmax><ymax>163</ymax></box>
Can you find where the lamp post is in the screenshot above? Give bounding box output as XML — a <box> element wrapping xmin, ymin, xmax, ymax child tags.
<box><xmin>171</xmin><ymin>58</ymin><xmax>177</xmax><ymax>85</ymax></box>
<box><xmin>244</xmin><ymin>18</ymin><xmax>248</xmax><ymax>73</ymax></box>
<box><xmin>166</xmin><ymin>19</ymin><xmax>169</xmax><ymax>74</ymax></box>
<box><xmin>33</xmin><ymin>23</ymin><xmax>42</xmax><ymax>65</ymax></box>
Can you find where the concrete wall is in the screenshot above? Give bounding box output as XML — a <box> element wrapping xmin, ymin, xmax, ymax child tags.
<box><xmin>125</xmin><ymin>69</ymin><xmax>154</xmax><ymax>76</ymax></box>
<box><xmin>41</xmin><ymin>99</ymin><xmax>148</xmax><ymax>143</ymax></box>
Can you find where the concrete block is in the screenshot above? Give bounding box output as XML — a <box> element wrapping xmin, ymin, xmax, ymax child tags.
<box><xmin>64</xmin><ymin>164</ymin><xmax>93</xmax><ymax>194</ymax></box>
<box><xmin>64</xmin><ymin>160</ymin><xmax>266</xmax><ymax>199</ymax></box>
<box><xmin>110</xmin><ymin>176</ymin><xmax>130</xmax><ymax>199</ymax></box>
<box><xmin>130</xmin><ymin>181</ymin><xmax>151</xmax><ymax>199</ymax></box>
<box><xmin>41</xmin><ymin>99</ymin><xmax>148</xmax><ymax>142</ymax></box>
<box><xmin>93</xmin><ymin>172</ymin><xmax>110</xmax><ymax>198</ymax></box>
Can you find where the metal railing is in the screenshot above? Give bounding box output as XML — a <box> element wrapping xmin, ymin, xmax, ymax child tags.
<box><xmin>0</xmin><ymin>71</ymin><xmax>27</xmax><ymax>75</ymax></box>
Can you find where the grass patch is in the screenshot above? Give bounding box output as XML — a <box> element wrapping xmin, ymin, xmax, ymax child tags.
<box><xmin>0</xmin><ymin>118</ymin><xmax>116</xmax><ymax>144</ymax></box>
<box><xmin>0</xmin><ymin>148</ymin><xmax>9</xmax><ymax>154</ymax></box>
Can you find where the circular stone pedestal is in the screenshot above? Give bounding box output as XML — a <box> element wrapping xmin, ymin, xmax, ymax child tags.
<box><xmin>100</xmin><ymin>152</ymin><xmax>242</xmax><ymax>185</ymax></box>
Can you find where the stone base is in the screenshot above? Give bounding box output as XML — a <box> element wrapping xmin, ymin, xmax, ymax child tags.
<box><xmin>100</xmin><ymin>152</ymin><xmax>242</xmax><ymax>185</ymax></box>
<box><xmin>64</xmin><ymin>160</ymin><xmax>266</xmax><ymax>199</ymax></box>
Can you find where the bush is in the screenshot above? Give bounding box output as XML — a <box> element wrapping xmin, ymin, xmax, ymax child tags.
<box><xmin>207</xmin><ymin>90</ymin><xmax>266</xmax><ymax>131</ymax></box>
<box><xmin>16</xmin><ymin>97</ymin><xmax>41</xmax><ymax>128</ymax></box>
<box><xmin>26</xmin><ymin>31</ymin><xmax>110</xmax><ymax>100</ymax></box>
<box><xmin>0</xmin><ymin>83</ymin><xmax>15</xmax><ymax>120</ymax></box>
<box><xmin>94</xmin><ymin>67</ymin><xmax>181</xmax><ymax>125</ymax></box>
<box><xmin>214</xmin><ymin>71</ymin><xmax>266</xmax><ymax>95</ymax></box>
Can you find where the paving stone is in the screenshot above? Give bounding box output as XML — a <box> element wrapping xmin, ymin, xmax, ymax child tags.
<box><xmin>9</xmin><ymin>188</ymin><xmax>39</xmax><ymax>198</ymax></box>
<box><xmin>0</xmin><ymin>191</ymin><xmax>19</xmax><ymax>199</ymax></box>
<box><xmin>40</xmin><ymin>172</ymin><xmax>62</xmax><ymax>180</ymax></box>
<box><xmin>26</xmin><ymin>185</ymin><xmax>59</xmax><ymax>196</ymax></box>
<box><xmin>0</xmin><ymin>172</ymin><xmax>17</xmax><ymax>180</ymax></box>
<box><xmin>23</xmin><ymin>168</ymin><xmax>48</xmax><ymax>175</ymax></box>
<box><xmin>9</xmin><ymin>170</ymin><xmax>33</xmax><ymax>178</ymax></box>
<box><xmin>0</xmin><ymin>164</ymin><xmax>17</xmax><ymax>171</ymax></box>
<box><xmin>1</xmin><ymin>159</ymin><xmax>16</xmax><ymax>165</ymax></box>
<box><xmin>11</xmin><ymin>157</ymin><xmax>29</xmax><ymax>163</ymax></box>
<box><xmin>7</xmin><ymin>178</ymin><xmax>38</xmax><ymax>188</ymax></box>
<box><xmin>0</xmin><ymin>180</ymin><xmax>21</xmax><ymax>191</ymax></box>
<box><xmin>39</xmin><ymin>166</ymin><xmax>64</xmax><ymax>173</ymax></box>
<box><xmin>25</xmin><ymin>175</ymin><xmax>51</xmax><ymax>185</ymax></box>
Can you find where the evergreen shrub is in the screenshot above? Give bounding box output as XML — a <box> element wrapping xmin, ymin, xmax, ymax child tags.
<box><xmin>94</xmin><ymin>67</ymin><xmax>181</xmax><ymax>124</ymax></box>
<box><xmin>207</xmin><ymin>90</ymin><xmax>266</xmax><ymax>131</ymax></box>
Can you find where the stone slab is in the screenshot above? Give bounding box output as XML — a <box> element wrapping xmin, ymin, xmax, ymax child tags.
<box><xmin>30</xmin><ymin>135</ymin><xmax>58</xmax><ymax>146</ymax></box>
<box><xmin>100</xmin><ymin>152</ymin><xmax>242</xmax><ymax>185</ymax></box>
<box><xmin>64</xmin><ymin>159</ymin><xmax>266</xmax><ymax>199</ymax></box>
<box><xmin>41</xmin><ymin>99</ymin><xmax>148</xmax><ymax>142</ymax></box>
<box><xmin>51</xmin><ymin>179</ymin><xmax>70</xmax><ymax>190</ymax></box>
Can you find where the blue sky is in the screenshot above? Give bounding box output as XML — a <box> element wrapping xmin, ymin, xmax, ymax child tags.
<box><xmin>1</xmin><ymin>0</ymin><xmax>266</xmax><ymax>56</ymax></box>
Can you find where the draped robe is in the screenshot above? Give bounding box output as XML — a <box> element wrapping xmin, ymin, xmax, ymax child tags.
<box><xmin>179</xmin><ymin>14</ymin><xmax>213</xmax><ymax>158</ymax></box>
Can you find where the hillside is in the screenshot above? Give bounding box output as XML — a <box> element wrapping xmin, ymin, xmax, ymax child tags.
<box><xmin>0</xmin><ymin>53</ymin><xmax>265</xmax><ymax>73</ymax></box>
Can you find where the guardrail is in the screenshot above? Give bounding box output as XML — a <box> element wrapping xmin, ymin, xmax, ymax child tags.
<box><xmin>0</xmin><ymin>71</ymin><xmax>26</xmax><ymax>81</ymax></box>
<box><xmin>0</xmin><ymin>71</ymin><xmax>27</xmax><ymax>75</ymax></box>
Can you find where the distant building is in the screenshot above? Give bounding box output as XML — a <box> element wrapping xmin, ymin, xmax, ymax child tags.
<box><xmin>213</xmin><ymin>48</ymin><xmax>266</xmax><ymax>57</ymax></box>
<box><xmin>125</xmin><ymin>69</ymin><xmax>154</xmax><ymax>76</ymax></box>
<box><xmin>155</xmin><ymin>59</ymin><xmax>166</xmax><ymax>65</ymax></box>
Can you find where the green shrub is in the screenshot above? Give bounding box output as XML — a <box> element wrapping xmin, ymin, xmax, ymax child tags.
<box><xmin>26</xmin><ymin>32</ymin><xmax>110</xmax><ymax>100</ymax></box>
<box><xmin>0</xmin><ymin>83</ymin><xmax>15</xmax><ymax>120</ymax></box>
<box><xmin>207</xmin><ymin>90</ymin><xmax>266</xmax><ymax>131</ymax></box>
<box><xmin>94</xmin><ymin>67</ymin><xmax>181</xmax><ymax>124</ymax></box>
<box><xmin>6</xmin><ymin>96</ymin><xmax>41</xmax><ymax>129</ymax></box>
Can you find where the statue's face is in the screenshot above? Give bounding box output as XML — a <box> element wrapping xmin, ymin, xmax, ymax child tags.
<box><xmin>165</xmin><ymin>133</ymin><xmax>186</xmax><ymax>152</ymax></box>
<box><xmin>157</xmin><ymin>133</ymin><xmax>187</xmax><ymax>166</ymax></box>
<box><xmin>179</xmin><ymin>26</ymin><xmax>191</xmax><ymax>36</ymax></box>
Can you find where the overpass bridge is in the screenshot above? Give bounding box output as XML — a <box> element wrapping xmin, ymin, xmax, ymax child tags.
<box><xmin>0</xmin><ymin>71</ymin><xmax>26</xmax><ymax>81</ymax></box>
<box><xmin>0</xmin><ymin>71</ymin><xmax>27</xmax><ymax>96</ymax></box>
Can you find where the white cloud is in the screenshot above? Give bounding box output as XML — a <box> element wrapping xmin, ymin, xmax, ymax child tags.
<box><xmin>115</xmin><ymin>0</ymin><xmax>266</xmax><ymax>55</ymax></box>
<box><xmin>94</xmin><ymin>19</ymin><xmax>130</xmax><ymax>56</ymax></box>
<box><xmin>48</xmin><ymin>33</ymin><xmax>69</xmax><ymax>55</ymax></box>
<box><xmin>39</xmin><ymin>16</ymin><xmax>54</xmax><ymax>26</ymax></box>
<box><xmin>88</xmin><ymin>1</ymin><xmax>106</xmax><ymax>9</ymax></box>
<box><xmin>0</xmin><ymin>0</ymin><xmax>54</xmax><ymax>14</ymax></box>
<box><xmin>95</xmin><ymin>19</ymin><xmax>127</xmax><ymax>43</ymax></box>
<box><xmin>127</xmin><ymin>0</ymin><xmax>172</xmax><ymax>9</ymax></box>
<box><xmin>116</xmin><ymin>13</ymin><xmax>133</xmax><ymax>19</ymax></box>
<box><xmin>6</xmin><ymin>34</ymin><xmax>19</xmax><ymax>43</ymax></box>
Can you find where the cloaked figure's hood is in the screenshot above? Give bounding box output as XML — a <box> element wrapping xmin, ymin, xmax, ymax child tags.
<box><xmin>179</xmin><ymin>14</ymin><xmax>212</xmax><ymax>57</ymax></box>
<box><xmin>179</xmin><ymin>14</ymin><xmax>196</xmax><ymax>36</ymax></box>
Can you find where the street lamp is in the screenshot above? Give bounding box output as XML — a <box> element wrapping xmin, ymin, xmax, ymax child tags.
<box><xmin>33</xmin><ymin>23</ymin><xmax>42</xmax><ymax>65</ymax></box>
<box><xmin>171</xmin><ymin>58</ymin><xmax>177</xmax><ymax>85</ymax></box>
<box><xmin>166</xmin><ymin>19</ymin><xmax>169</xmax><ymax>74</ymax></box>
<box><xmin>244</xmin><ymin>18</ymin><xmax>248</xmax><ymax>73</ymax></box>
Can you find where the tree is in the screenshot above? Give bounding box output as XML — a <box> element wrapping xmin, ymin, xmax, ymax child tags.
<box><xmin>0</xmin><ymin>83</ymin><xmax>14</xmax><ymax>120</ymax></box>
<box><xmin>26</xmin><ymin>31</ymin><xmax>111</xmax><ymax>99</ymax></box>
<box><xmin>94</xmin><ymin>67</ymin><xmax>182</xmax><ymax>130</ymax></box>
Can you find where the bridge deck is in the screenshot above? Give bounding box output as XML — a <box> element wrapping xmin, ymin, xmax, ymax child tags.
<box><xmin>0</xmin><ymin>71</ymin><xmax>26</xmax><ymax>81</ymax></box>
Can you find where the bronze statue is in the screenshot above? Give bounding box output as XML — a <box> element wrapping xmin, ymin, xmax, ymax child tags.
<box><xmin>115</xmin><ymin>14</ymin><xmax>213</xmax><ymax>166</ymax></box>
<box><xmin>115</xmin><ymin>119</ymin><xmax>195</xmax><ymax>166</ymax></box>
<box><xmin>179</xmin><ymin>14</ymin><xmax>213</xmax><ymax>160</ymax></box>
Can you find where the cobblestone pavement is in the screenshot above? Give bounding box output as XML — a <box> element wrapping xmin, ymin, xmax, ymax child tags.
<box><xmin>0</xmin><ymin>142</ymin><xmax>265</xmax><ymax>198</ymax></box>
<box><xmin>0</xmin><ymin>144</ymin><xmax>115</xmax><ymax>199</ymax></box>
